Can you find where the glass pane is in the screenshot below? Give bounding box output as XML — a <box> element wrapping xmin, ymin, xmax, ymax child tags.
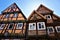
<box><xmin>41</xmin><ymin>25</ymin><xmax>44</xmax><ymax>28</ymax></box>
<box><xmin>48</xmin><ymin>16</ymin><xmax>50</xmax><ymax>18</ymax></box>
<box><xmin>16</xmin><ymin>23</ymin><xmax>23</xmax><ymax>29</ymax></box>
<box><xmin>18</xmin><ymin>23</ymin><xmax>23</xmax><ymax>27</ymax></box>
<box><xmin>8</xmin><ymin>24</ymin><xmax>13</xmax><ymax>29</ymax></box>
<box><xmin>0</xmin><ymin>24</ymin><xmax>5</xmax><ymax>29</ymax></box>
<box><xmin>46</xmin><ymin>15</ymin><xmax>51</xmax><ymax>19</ymax></box>
<box><xmin>49</xmin><ymin>28</ymin><xmax>53</xmax><ymax>32</ymax></box>
<box><xmin>13</xmin><ymin>13</ymin><xmax>17</xmax><ymax>17</ymax></box>
<box><xmin>57</xmin><ymin>28</ymin><xmax>60</xmax><ymax>31</ymax></box>
<box><xmin>39</xmin><ymin>23</ymin><xmax>41</xmax><ymax>29</ymax></box>
<box><xmin>30</xmin><ymin>24</ymin><xmax>34</xmax><ymax>29</ymax></box>
<box><xmin>5</xmin><ymin>14</ymin><xmax>9</xmax><ymax>18</ymax></box>
<box><xmin>29</xmin><ymin>23</ymin><xmax>36</xmax><ymax>30</ymax></box>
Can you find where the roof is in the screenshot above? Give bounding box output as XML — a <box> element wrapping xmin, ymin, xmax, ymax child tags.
<box><xmin>28</xmin><ymin>10</ymin><xmax>46</xmax><ymax>20</ymax></box>
<box><xmin>36</xmin><ymin>4</ymin><xmax>53</xmax><ymax>13</ymax></box>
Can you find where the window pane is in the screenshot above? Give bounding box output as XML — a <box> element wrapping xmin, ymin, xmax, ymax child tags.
<box><xmin>46</xmin><ymin>15</ymin><xmax>51</xmax><ymax>19</ymax></box>
<box><xmin>57</xmin><ymin>27</ymin><xmax>60</xmax><ymax>31</ymax></box>
<box><xmin>8</xmin><ymin>24</ymin><xmax>13</xmax><ymax>29</ymax></box>
<box><xmin>46</xmin><ymin>16</ymin><xmax>50</xmax><ymax>18</ymax></box>
<box><xmin>37</xmin><ymin>22</ymin><xmax>45</xmax><ymax>30</ymax></box>
<box><xmin>29</xmin><ymin>23</ymin><xmax>36</xmax><ymax>30</ymax></box>
<box><xmin>39</xmin><ymin>23</ymin><xmax>41</xmax><ymax>29</ymax></box>
<box><xmin>30</xmin><ymin>25</ymin><xmax>33</xmax><ymax>29</ymax></box>
<box><xmin>16</xmin><ymin>23</ymin><xmax>23</xmax><ymax>29</ymax></box>
<box><xmin>49</xmin><ymin>28</ymin><xmax>53</xmax><ymax>32</ymax></box>
<box><xmin>18</xmin><ymin>23</ymin><xmax>23</xmax><ymax>27</ymax></box>
<box><xmin>13</xmin><ymin>13</ymin><xmax>17</xmax><ymax>17</ymax></box>
<box><xmin>5</xmin><ymin>14</ymin><xmax>9</xmax><ymax>18</ymax></box>
<box><xmin>0</xmin><ymin>24</ymin><xmax>5</xmax><ymax>29</ymax></box>
<box><xmin>41</xmin><ymin>25</ymin><xmax>44</xmax><ymax>28</ymax></box>
<box><xmin>47</xmin><ymin>27</ymin><xmax>54</xmax><ymax>34</ymax></box>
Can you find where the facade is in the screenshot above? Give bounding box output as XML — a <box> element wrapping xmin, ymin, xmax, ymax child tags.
<box><xmin>0</xmin><ymin>3</ymin><xmax>60</xmax><ymax>40</ymax></box>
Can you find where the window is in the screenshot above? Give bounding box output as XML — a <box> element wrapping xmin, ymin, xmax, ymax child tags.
<box><xmin>7</xmin><ymin>23</ymin><xmax>13</xmax><ymax>29</ymax></box>
<box><xmin>16</xmin><ymin>23</ymin><xmax>23</xmax><ymax>29</ymax></box>
<box><xmin>13</xmin><ymin>13</ymin><xmax>17</xmax><ymax>17</ymax></box>
<box><xmin>47</xmin><ymin>27</ymin><xmax>54</xmax><ymax>34</ymax></box>
<box><xmin>0</xmin><ymin>24</ymin><xmax>5</xmax><ymax>29</ymax></box>
<box><xmin>5</xmin><ymin>14</ymin><xmax>9</xmax><ymax>18</ymax></box>
<box><xmin>55</xmin><ymin>26</ymin><xmax>60</xmax><ymax>32</ymax></box>
<box><xmin>37</xmin><ymin>22</ymin><xmax>46</xmax><ymax>30</ymax></box>
<box><xmin>29</xmin><ymin>23</ymin><xmax>36</xmax><ymax>30</ymax></box>
<box><xmin>46</xmin><ymin>15</ymin><xmax>51</xmax><ymax>19</ymax></box>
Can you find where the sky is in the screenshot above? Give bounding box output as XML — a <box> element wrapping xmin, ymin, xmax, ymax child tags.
<box><xmin>0</xmin><ymin>0</ymin><xmax>60</xmax><ymax>18</ymax></box>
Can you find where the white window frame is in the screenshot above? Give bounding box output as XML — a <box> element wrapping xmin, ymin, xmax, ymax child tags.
<box><xmin>0</xmin><ymin>24</ymin><xmax>5</xmax><ymax>29</ymax></box>
<box><xmin>37</xmin><ymin>22</ymin><xmax>46</xmax><ymax>30</ymax></box>
<box><xmin>29</xmin><ymin>23</ymin><xmax>36</xmax><ymax>30</ymax></box>
<box><xmin>46</xmin><ymin>15</ymin><xmax>51</xmax><ymax>19</ymax></box>
<box><xmin>47</xmin><ymin>27</ymin><xmax>54</xmax><ymax>34</ymax></box>
<box><xmin>55</xmin><ymin>26</ymin><xmax>60</xmax><ymax>32</ymax></box>
<box><xmin>16</xmin><ymin>23</ymin><xmax>23</xmax><ymax>29</ymax></box>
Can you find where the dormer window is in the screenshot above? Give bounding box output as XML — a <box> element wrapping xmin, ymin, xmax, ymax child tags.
<box><xmin>55</xmin><ymin>26</ymin><xmax>60</xmax><ymax>32</ymax></box>
<box><xmin>29</xmin><ymin>23</ymin><xmax>36</xmax><ymax>30</ymax></box>
<box><xmin>47</xmin><ymin>27</ymin><xmax>54</xmax><ymax>34</ymax></box>
<box><xmin>0</xmin><ymin>24</ymin><xmax>5</xmax><ymax>29</ymax></box>
<box><xmin>46</xmin><ymin>15</ymin><xmax>51</xmax><ymax>19</ymax></box>
<box><xmin>13</xmin><ymin>13</ymin><xmax>18</xmax><ymax>17</ymax></box>
<box><xmin>37</xmin><ymin>22</ymin><xmax>46</xmax><ymax>30</ymax></box>
<box><xmin>16</xmin><ymin>23</ymin><xmax>23</xmax><ymax>29</ymax></box>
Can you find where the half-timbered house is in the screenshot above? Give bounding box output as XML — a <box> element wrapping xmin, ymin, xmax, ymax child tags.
<box><xmin>0</xmin><ymin>3</ymin><xmax>27</xmax><ymax>40</ymax></box>
<box><xmin>0</xmin><ymin>3</ymin><xmax>60</xmax><ymax>40</ymax></box>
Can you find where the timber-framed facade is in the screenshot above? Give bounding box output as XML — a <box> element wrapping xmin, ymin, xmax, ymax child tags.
<box><xmin>0</xmin><ymin>3</ymin><xmax>60</xmax><ymax>40</ymax></box>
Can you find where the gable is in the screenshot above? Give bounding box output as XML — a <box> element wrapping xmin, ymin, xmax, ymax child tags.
<box><xmin>52</xmin><ymin>14</ymin><xmax>60</xmax><ymax>20</ymax></box>
<box><xmin>30</xmin><ymin>13</ymin><xmax>42</xmax><ymax>20</ymax></box>
<box><xmin>28</xmin><ymin>10</ymin><xmax>46</xmax><ymax>20</ymax></box>
<box><xmin>2</xmin><ymin>3</ymin><xmax>22</xmax><ymax>13</ymax></box>
<box><xmin>36</xmin><ymin>4</ymin><xmax>53</xmax><ymax>14</ymax></box>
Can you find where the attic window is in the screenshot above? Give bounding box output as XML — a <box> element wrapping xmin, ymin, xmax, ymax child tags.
<box><xmin>0</xmin><ymin>24</ymin><xmax>5</xmax><ymax>29</ymax></box>
<box><xmin>46</xmin><ymin>15</ymin><xmax>51</xmax><ymax>19</ymax></box>
<box><xmin>13</xmin><ymin>13</ymin><xmax>18</xmax><ymax>17</ymax></box>
<box><xmin>5</xmin><ymin>14</ymin><xmax>9</xmax><ymax>18</ymax></box>
<box><xmin>47</xmin><ymin>27</ymin><xmax>54</xmax><ymax>34</ymax></box>
<box><xmin>55</xmin><ymin>26</ymin><xmax>60</xmax><ymax>32</ymax></box>
<box><xmin>16</xmin><ymin>23</ymin><xmax>23</xmax><ymax>29</ymax></box>
<box><xmin>37</xmin><ymin>22</ymin><xmax>46</xmax><ymax>30</ymax></box>
<box><xmin>29</xmin><ymin>23</ymin><xmax>36</xmax><ymax>30</ymax></box>
<box><xmin>8</xmin><ymin>23</ymin><xmax>13</xmax><ymax>29</ymax></box>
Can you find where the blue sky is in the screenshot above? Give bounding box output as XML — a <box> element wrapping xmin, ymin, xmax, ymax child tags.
<box><xmin>0</xmin><ymin>0</ymin><xmax>60</xmax><ymax>18</ymax></box>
